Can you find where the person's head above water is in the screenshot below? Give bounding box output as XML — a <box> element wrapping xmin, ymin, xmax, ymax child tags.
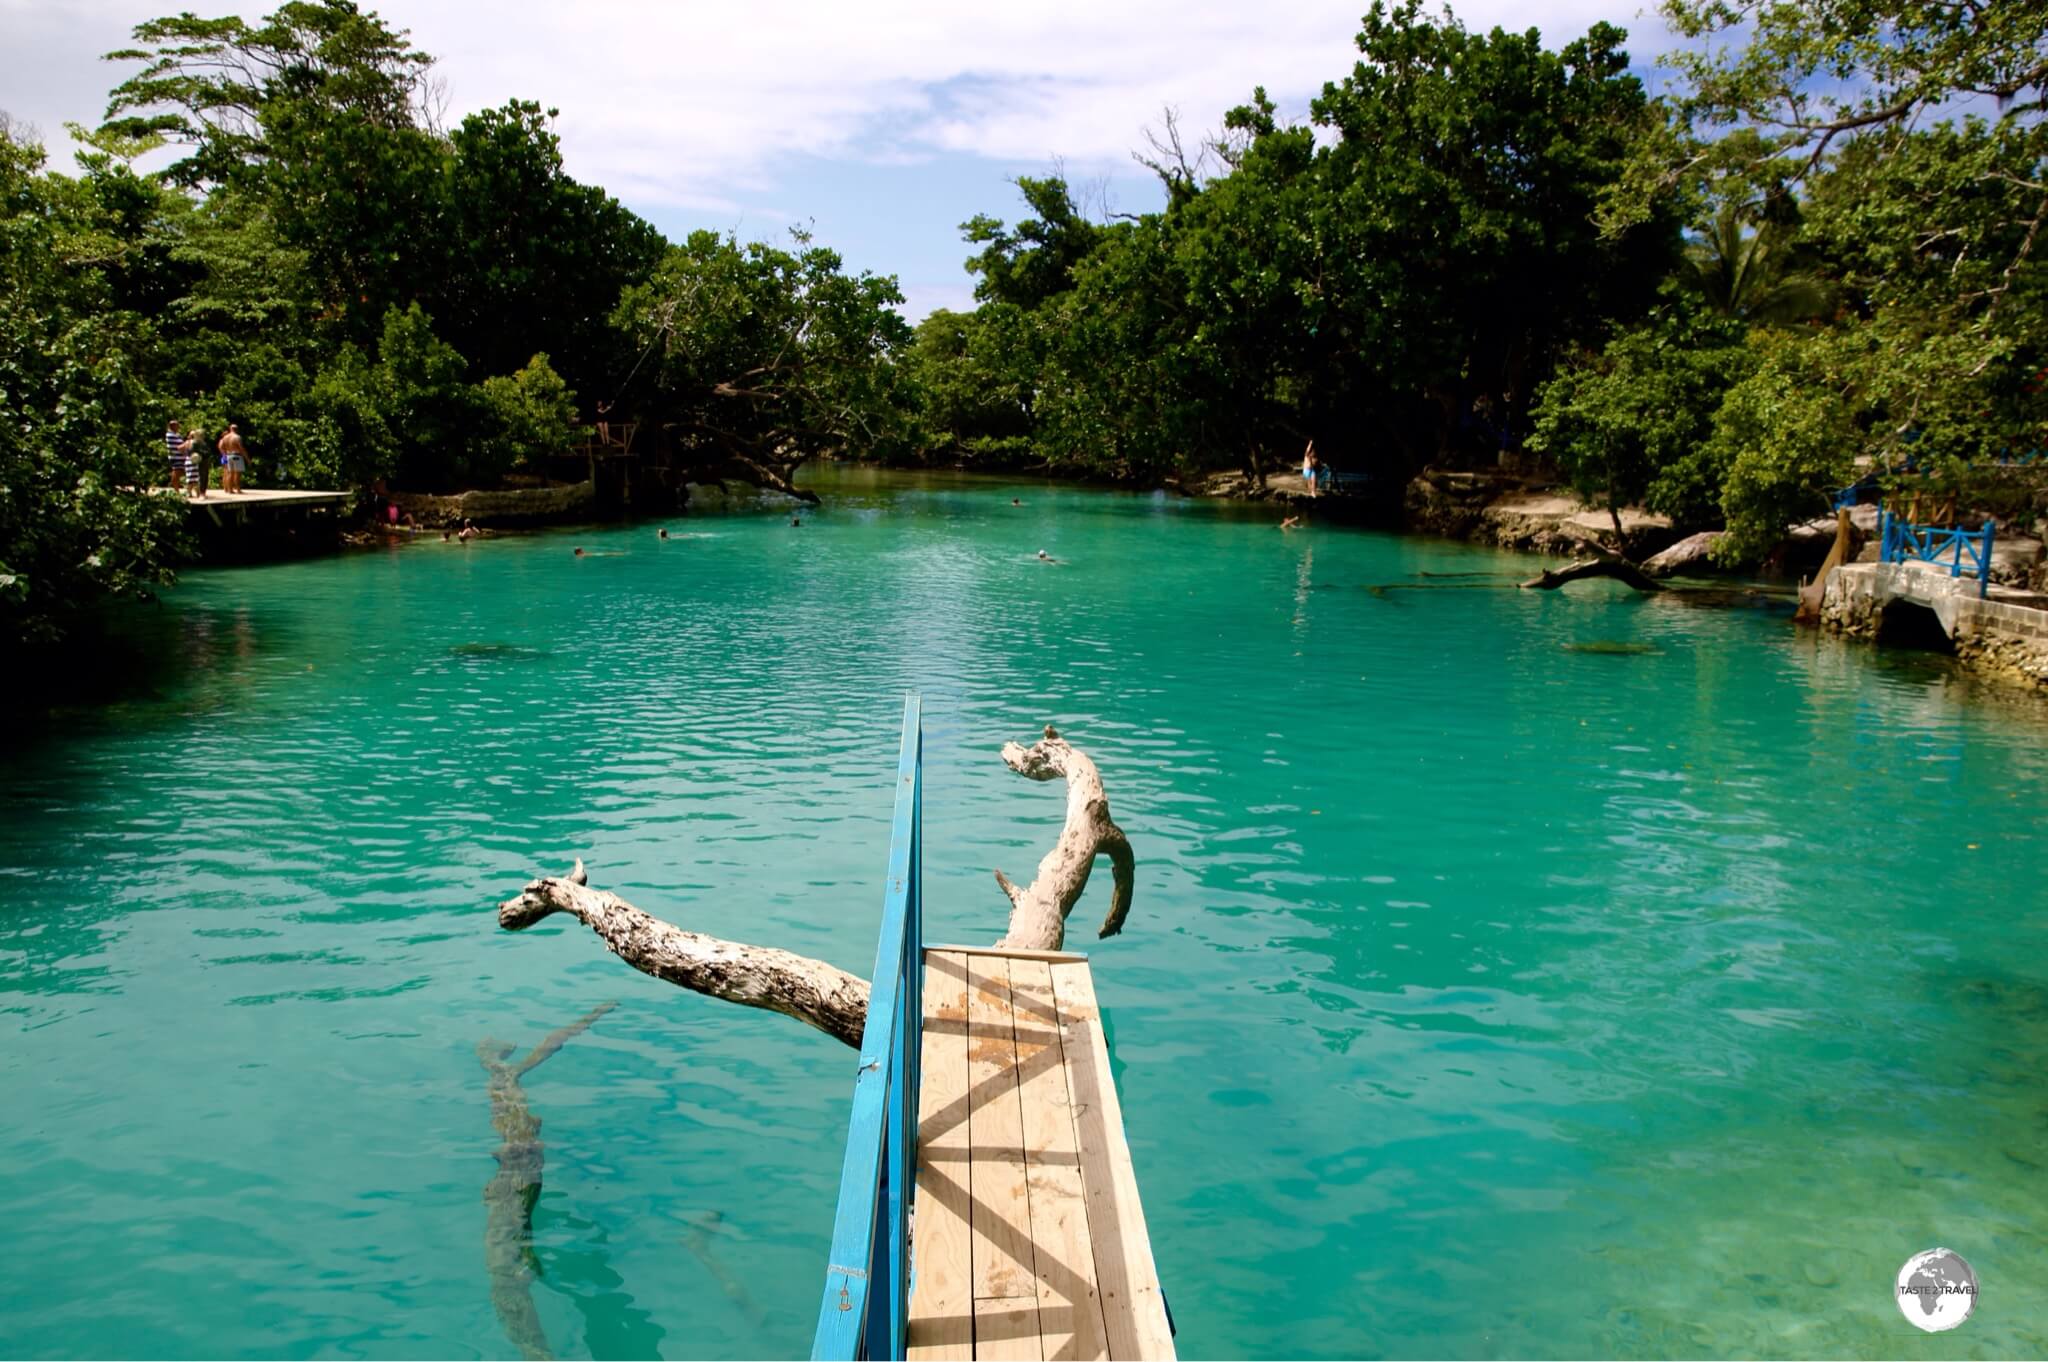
<box><xmin>658</xmin><ymin>528</ymin><xmax>669</xmax><ymax>539</ymax></box>
<box><xmin>1037</xmin><ymin>549</ymin><xmax>1050</xmax><ymax>560</ymax></box>
<box><xmin>573</xmin><ymin>547</ymin><xmax>584</xmax><ymax>556</ymax></box>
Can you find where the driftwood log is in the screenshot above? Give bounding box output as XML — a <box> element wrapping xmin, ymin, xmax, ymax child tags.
<box><xmin>479</xmin><ymin>1001</ymin><xmax>616</xmax><ymax>1361</ymax></box>
<box><xmin>993</xmin><ymin>728</ymin><xmax>1134</xmax><ymax>948</ymax></box>
<box><xmin>1518</xmin><ymin>557</ymin><xmax>1663</xmax><ymax>593</ymax></box>
<box><xmin>496</xmin><ymin>728</ymin><xmax>1136</xmax><ymax>1050</ymax></box>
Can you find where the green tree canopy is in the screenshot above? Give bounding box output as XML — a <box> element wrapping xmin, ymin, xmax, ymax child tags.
<box><xmin>615</xmin><ymin>230</ymin><xmax>916</xmax><ymax>502</ymax></box>
<box><xmin>0</xmin><ymin>125</ymin><xmax>187</xmax><ymax>646</ymax></box>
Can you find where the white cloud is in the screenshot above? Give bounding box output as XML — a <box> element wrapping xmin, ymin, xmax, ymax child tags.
<box><xmin>5</xmin><ymin>0</ymin><xmax>1676</xmax><ymax>204</ymax></box>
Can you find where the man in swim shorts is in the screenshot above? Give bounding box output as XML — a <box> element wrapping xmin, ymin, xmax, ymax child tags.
<box><xmin>217</xmin><ymin>423</ymin><xmax>248</xmax><ymax>493</ymax></box>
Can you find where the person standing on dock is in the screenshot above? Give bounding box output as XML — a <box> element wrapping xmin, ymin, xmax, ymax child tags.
<box><xmin>164</xmin><ymin>420</ymin><xmax>190</xmax><ymax>490</ymax></box>
<box><xmin>217</xmin><ymin>424</ymin><xmax>248</xmax><ymax>494</ymax></box>
<box><xmin>184</xmin><ymin>429</ymin><xmax>207</xmax><ymax>498</ymax></box>
<box><xmin>173</xmin><ymin>425</ymin><xmax>207</xmax><ymax>498</ymax></box>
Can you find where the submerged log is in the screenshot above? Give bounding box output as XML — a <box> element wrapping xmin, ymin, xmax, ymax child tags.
<box><xmin>479</xmin><ymin>1001</ymin><xmax>616</xmax><ymax>1362</ymax></box>
<box><xmin>496</xmin><ymin>728</ymin><xmax>1138</xmax><ymax>1049</ymax></box>
<box><xmin>1518</xmin><ymin>557</ymin><xmax>1663</xmax><ymax>593</ymax></box>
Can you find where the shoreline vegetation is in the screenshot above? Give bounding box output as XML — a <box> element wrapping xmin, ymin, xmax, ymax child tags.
<box><xmin>4</xmin><ymin>0</ymin><xmax>2044</xmax><ymax>673</ymax></box>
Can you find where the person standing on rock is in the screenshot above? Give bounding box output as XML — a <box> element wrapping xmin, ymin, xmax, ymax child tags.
<box><xmin>1302</xmin><ymin>440</ymin><xmax>1320</xmax><ymax>498</ymax></box>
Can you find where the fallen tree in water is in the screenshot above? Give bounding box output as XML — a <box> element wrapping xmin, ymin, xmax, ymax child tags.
<box><xmin>495</xmin><ymin>727</ymin><xmax>1137</xmax><ymax>1048</ymax></box>
<box><xmin>1518</xmin><ymin>557</ymin><xmax>1663</xmax><ymax>593</ymax></box>
<box><xmin>479</xmin><ymin>1002</ymin><xmax>616</xmax><ymax>1361</ymax></box>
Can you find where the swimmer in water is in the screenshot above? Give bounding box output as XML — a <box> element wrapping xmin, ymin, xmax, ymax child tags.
<box><xmin>791</xmin><ymin>515</ymin><xmax>802</xmax><ymax>527</ymax></box>
<box><xmin>1281</xmin><ymin>515</ymin><xmax>1302</xmax><ymax>531</ymax></box>
<box><xmin>658</xmin><ymin>528</ymin><xmax>669</xmax><ymax>540</ymax></box>
<box><xmin>574</xmin><ymin>547</ymin><xmax>585</xmax><ymax>557</ymax></box>
<box><xmin>1036</xmin><ymin>549</ymin><xmax>1055</xmax><ymax>562</ymax></box>
<box><xmin>1011</xmin><ymin>497</ymin><xmax>1023</xmax><ymax>506</ymax></box>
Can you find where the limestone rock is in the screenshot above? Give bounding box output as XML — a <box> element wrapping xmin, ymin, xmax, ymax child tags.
<box><xmin>1642</xmin><ymin>531</ymin><xmax>1724</xmax><ymax>577</ymax></box>
<box><xmin>392</xmin><ymin>480</ymin><xmax>596</xmax><ymax>528</ymax></box>
<box><xmin>1990</xmin><ymin>534</ymin><xmax>2043</xmax><ymax>589</ymax></box>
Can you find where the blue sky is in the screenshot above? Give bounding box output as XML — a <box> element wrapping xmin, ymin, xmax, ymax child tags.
<box><xmin>1</xmin><ymin>0</ymin><xmax>1681</xmax><ymax>320</ymax></box>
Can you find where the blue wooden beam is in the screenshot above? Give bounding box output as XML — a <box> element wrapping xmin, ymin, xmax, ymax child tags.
<box><xmin>813</xmin><ymin>694</ymin><xmax>923</xmax><ymax>1361</ymax></box>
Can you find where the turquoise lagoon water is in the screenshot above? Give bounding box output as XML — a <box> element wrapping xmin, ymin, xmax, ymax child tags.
<box><xmin>3</xmin><ymin>467</ymin><xmax>2046</xmax><ymax>1359</ymax></box>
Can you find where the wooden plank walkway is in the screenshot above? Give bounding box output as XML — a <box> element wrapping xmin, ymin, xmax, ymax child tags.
<box><xmin>909</xmin><ymin>947</ymin><xmax>1173</xmax><ymax>1361</ymax></box>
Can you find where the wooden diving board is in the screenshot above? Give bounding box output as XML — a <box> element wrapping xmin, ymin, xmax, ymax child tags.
<box><xmin>909</xmin><ymin>946</ymin><xmax>1174</xmax><ymax>1361</ymax></box>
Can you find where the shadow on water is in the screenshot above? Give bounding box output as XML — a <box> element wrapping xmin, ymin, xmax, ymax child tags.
<box><xmin>7</xmin><ymin>597</ymin><xmax>300</xmax><ymax>754</ymax></box>
<box><xmin>536</xmin><ymin>1206</ymin><xmax>672</xmax><ymax>1361</ymax></box>
<box><xmin>480</xmin><ymin>1003</ymin><xmax>617</xmax><ymax>1362</ymax></box>
<box><xmin>678</xmin><ymin>1209</ymin><xmax>769</xmax><ymax>1331</ymax></box>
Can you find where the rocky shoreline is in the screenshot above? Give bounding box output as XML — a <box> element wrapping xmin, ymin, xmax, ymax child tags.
<box><xmin>1199</xmin><ymin>463</ymin><xmax>2048</xmax><ymax>697</ymax></box>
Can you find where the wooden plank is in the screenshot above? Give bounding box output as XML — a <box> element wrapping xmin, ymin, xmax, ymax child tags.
<box><xmin>1009</xmin><ymin>961</ymin><xmax>1110</xmax><ymax>1362</ymax></box>
<box><xmin>909</xmin><ymin>952</ymin><xmax>974</xmax><ymax>1360</ymax></box>
<box><xmin>973</xmin><ymin>1298</ymin><xmax>1045</xmax><ymax>1361</ymax></box>
<box><xmin>965</xmin><ymin>955</ymin><xmax>1043</xmax><ymax>1315</ymax></box>
<box><xmin>1049</xmin><ymin>963</ymin><xmax>1175</xmax><ymax>1361</ymax></box>
<box><xmin>925</xmin><ymin>942</ymin><xmax>1091</xmax><ymax>964</ymax></box>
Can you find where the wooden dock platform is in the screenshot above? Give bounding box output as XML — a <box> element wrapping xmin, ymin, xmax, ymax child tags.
<box><xmin>812</xmin><ymin>697</ymin><xmax>1173</xmax><ymax>1362</ymax></box>
<box><xmin>163</xmin><ymin>487</ymin><xmax>351</xmax><ymax>527</ymax></box>
<box><xmin>908</xmin><ymin>946</ymin><xmax>1174</xmax><ymax>1361</ymax></box>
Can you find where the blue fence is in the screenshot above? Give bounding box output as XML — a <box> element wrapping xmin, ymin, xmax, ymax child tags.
<box><xmin>813</xmin><ymin>694</ymin><xmax>924</xmax><ymax>1361</ymax></box>
<box><xmin>1831</xmin><ymin>474</ymin><xmax>1881</xmax><ymax>511</ymax></box>
<box><xmin>1880</xmin><ymin>511</ymin><xmax>1996</xmax><ymax>598</ymax></box>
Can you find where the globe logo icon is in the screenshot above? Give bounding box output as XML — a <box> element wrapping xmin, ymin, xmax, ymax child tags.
<box><xmin>1895</xmin><ymin>1248</ymin><xmax>1977</xmax><ymax>1332</ymax></box>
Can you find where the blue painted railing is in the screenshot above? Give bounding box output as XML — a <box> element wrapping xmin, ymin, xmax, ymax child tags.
<box><xmin>1880</xmin><ymin>510</ymin><xmax>1996</xmax><ymax>598</ymax></box>
<box><xmin>1831</xmin><ymin>474</ymin><xmax>1881</xmax><ymax>511</ymax></box>
<box><xmin>813</xmin><ymin>694</ymin><xmax>924</xmax><ymax>1361</ymax></box>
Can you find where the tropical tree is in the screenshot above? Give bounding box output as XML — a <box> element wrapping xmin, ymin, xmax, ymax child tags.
<box><xmin>1599</xmin><ymin>0</ymin><xmax>2048</xmax><ymax>551</ymax></box>
<box><xmin>1681</xmin><ymin>199</ymin><xmax>1833</xmax><ymax>324</ymax></box>
<box><xmin>615</xmin><ymin>230</ymin><xmax>917</xmax><ymax>501</ymax></box>
<box><xmin>962</xmin><ymin>175</ymin><xmax>1103</xmax><ymax>310</ymax></box>
<box><xmin>100</xmin><ymin>0</ymin><xmax>435</xmax><ymax>188</ymax></box>
<box><xmin>436</xmin><ymin>100</ymin><xmax>666</xmax><ymax>399</ymax></box>
<box><xmin>0</xmin><ymin>125</ymin><xmax>187</xmax><ymax>648</ymax></box>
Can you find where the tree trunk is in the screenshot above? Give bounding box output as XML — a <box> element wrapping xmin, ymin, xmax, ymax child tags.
<box><xmin>498</xmin><ymin>865</ymin><xmax>873</xmax><ymax>1047</ymax></box>
<box><xmin>496</xmin><ymin>729</ymin><xmax>1137</xmax><ymax>1050</ymax></box>
<box><xmin>1794</xmin><ymin>508</ymin><xmax>1854</xmax><ymax>624</ymax></box>
<box><xmin>1518</xmin><ymin>557</ymin><xmax>1663</xmax><ymax>593</ymax></box>
<box><xmin>992</xmin><ymin>728</ymin><xmax>1134</xmax><ymax>949</ymax></box>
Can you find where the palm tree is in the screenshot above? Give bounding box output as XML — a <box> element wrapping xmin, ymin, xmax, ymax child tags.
<box><xmin>1682</xmin><ymin>201</ymin><xmax>1834</xmax><ymax>324</ymax></box>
